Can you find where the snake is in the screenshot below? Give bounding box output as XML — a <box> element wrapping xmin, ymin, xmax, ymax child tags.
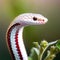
<box><xmin>6</xmin><ymin>13</ymin><xmax>48</xmax><ymax>60</ymax></box>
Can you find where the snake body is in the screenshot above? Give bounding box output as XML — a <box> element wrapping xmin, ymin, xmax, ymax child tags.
<box><xmin>6</xmin><ymin>13</ymin><xmax>48</xmax><ymax>60</ymax></box>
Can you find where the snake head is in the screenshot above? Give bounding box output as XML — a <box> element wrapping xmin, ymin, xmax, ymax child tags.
<box><xmin>14</xmin><ymin>13</ymin><xmax>48</xmax><ymax>26</ymax></box>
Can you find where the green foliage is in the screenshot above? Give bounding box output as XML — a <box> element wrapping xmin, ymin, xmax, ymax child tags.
<box><xmin>56</xmin><ymin>40</ymin><xmax>60</xmax><ymax>50</ymax></box>
<box><xmin>28</xmin><ymin>40</ymin><xmax>60</xmax><ymax>60</ymax></box>
<box><xmin>28</xmin><ymin>57</ymin><xmax>33</xmax><ymax>60</ymax></box>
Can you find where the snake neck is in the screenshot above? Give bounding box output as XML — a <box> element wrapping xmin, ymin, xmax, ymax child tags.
<box><xmin>7</xmin><ymin>23</ymin><xmax>28</xmax><ymax>60</ymax></box>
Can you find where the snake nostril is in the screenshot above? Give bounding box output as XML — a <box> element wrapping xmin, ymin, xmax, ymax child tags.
<box><xmin>43</xmin><ymin>19</ymin><xmax>44</xmax><ymax>21</ymax></box>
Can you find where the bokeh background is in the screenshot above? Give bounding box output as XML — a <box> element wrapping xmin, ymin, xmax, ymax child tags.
<box><xmin>0</xmin><ymin>0</ymin><xmax>60</xmax><ymax>60</ymax></box>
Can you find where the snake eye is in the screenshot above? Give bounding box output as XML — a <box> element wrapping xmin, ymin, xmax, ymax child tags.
<box><xmin>33</xmin><ymin>17</ymin><xmax>37</xmax><ymax>21</ymax></box>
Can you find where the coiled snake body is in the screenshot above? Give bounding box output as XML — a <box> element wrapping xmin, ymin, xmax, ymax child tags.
<box><xmin>6</xmin><ymin>13</ymin><xmax>48</xmax><ymax>60</ymax></box>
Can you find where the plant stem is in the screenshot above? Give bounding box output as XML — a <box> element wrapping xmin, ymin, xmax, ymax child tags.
<box><xmin>38</xmin><ymin>40</ymin><xmax>57</xmax><ymax>60</ymax></box>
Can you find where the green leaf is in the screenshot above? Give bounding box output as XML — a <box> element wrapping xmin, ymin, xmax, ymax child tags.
<box><xmin>28</xmin><ymin>57</ymin><xmax>33</xmax><ymax>60</ymax></box>
<box><xmin>29</xmin><ymin>47</ymin><xmax>38</xmax><ymax>60</ymax></box>
<box><xmin>56</xmin><ymin>40</ymin><xmax>60</xmax><ymax>50</ymax></box>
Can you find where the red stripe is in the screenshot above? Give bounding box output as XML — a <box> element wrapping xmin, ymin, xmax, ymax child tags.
<box><xmin>15</xmin><ymin>29</ymin><xmax>23</xmax><ymax>60</ymax></box>
<box><xmin>7</xmin><ymin>23</ymin><xmax>21</xmax><ymax>60</ymax></box>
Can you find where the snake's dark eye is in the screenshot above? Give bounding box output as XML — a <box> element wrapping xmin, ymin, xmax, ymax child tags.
<box><xmin>33</xmin><ymin>17</ymin><xmax>37</xmax><ymax>21</ymax></box>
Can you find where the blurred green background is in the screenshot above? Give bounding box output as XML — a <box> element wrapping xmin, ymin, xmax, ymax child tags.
<box><xmin>0</xmin><ymin>0</ymin><xmax>60</xmax><ymax>60</ymax></box>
